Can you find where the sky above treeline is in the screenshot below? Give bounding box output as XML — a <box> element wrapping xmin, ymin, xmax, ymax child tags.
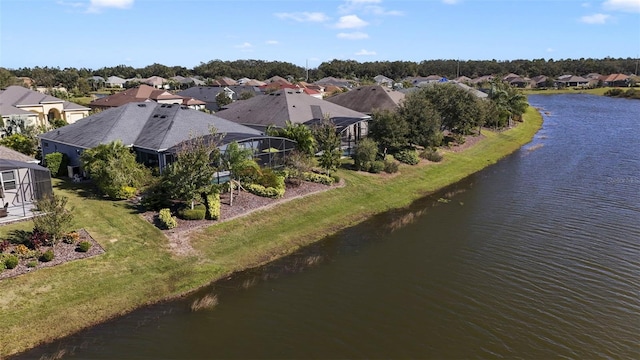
<box><xmin>1</xmin><ymin>0</ymin><xmax>639</xmax><ymax>70</ymax></box>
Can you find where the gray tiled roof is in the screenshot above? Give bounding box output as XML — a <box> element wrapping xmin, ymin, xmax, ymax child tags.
<box><xmin>0</xmin><ymin>86</ymin><xmax>89</xmax><ymax>114</ymax></box>
<box><xmin>39</xmin><ymin>102</ymin><xmax>262</xmax><ymax>151</ymax></box>
<box><xmin>325</xmin><ymin>85</ymin><xmax>405</xmax><ymax>114</ymax></box>
<box><xmin>178</xmin><ymin>86</ymin><xmax>263</xmax><ymax>103</ymax></box>
<box><xmin>215</xmin><ymin>89</ymin><xmax>370</xmax><ymax>128</ymax></box>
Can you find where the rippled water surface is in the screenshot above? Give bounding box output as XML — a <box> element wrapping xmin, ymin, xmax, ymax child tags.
<box><xmin>16</xmin><ymin>94</ymin><xmax>640</xmax><ymax>359</ymax></box>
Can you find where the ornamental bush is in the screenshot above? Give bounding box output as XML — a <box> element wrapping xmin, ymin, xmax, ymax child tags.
<box><xmin>394</xmin><ymin>149</ymin><xmax>420</xmax><ymax>165</ymax></box>
<box><xmin>301</xmin><ymin>172</ymin><xmax>335</xmax><ymax>185</ymax></box>
<box><xmin>158</xmin><ymin>208</ymin><xmax>178</xmax><ymax>229</ymax></box>
<box><xmin>369</xmin><ymin>160</ymin><xmax>385</xmax><ymax>174</ymax></box>
<box><xmin>116</xmin><ymin>186</ymin><xmax>137</xmax><ymax>200</ymax></box>
<box><xmin>178</xmin><ymin>204</ymin><xmax>207</xmax><ymax>220</ymax></box>
<box><xmin>384</xmin><ymin>159</ymin><xmax>399</xmax><ymax>174</ymax></box>
<box><xmin>420</xmin><ymin>148</ymin><xmax>443</xmax><ymax>162</ymax></box>
<box><xmin>247</xmin><ymin>183</ymin><xmax>285</xmax><ymax>198</ymax></box>
<box><xmin>204</xmin><ymin>193</ymin><xmax>221</xmax><ymax>220</ymax></box>
<box><xmin>39</xmin><ymin>249</ymin><xmax>54</xmax><ymax>262</ymax></box>
<box><xmin>77</xmin><ymin>241</ymin><xmax>91</xmax><ymax>253</ymax></box>
<box><xmin>4</xmin><ymin>254</ymin><xmax>19</xmax><ymax>269</ymax></box>
<box><xmin>44</xmin><ymin>152</ymin><xmax>69</xmax><ymax>177</ymax></box>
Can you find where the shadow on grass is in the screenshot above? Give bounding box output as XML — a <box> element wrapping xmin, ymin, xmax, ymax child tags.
<box><xmin>53</xmin><ymin>178</ymin><xmax>101</xmax><ymax>199</ymax></box>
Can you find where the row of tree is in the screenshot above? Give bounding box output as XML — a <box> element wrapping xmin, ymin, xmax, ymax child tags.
<box><xmin>3</xmin><ymin>57</ymin><xmax>637</xmax><ymax>91</ymax></box>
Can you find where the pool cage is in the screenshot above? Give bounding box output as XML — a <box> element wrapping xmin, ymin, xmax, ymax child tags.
<box><xmin>0</xmin><ymin>159</ymin><xmax>53</xmax><ymax>219</ymax></box>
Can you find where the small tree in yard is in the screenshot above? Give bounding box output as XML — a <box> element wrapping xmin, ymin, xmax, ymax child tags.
<box><xmin>33</xmin><ymin>194</ymin><xmax>74</xmax><ymax>245</ymax></box>
<box><xmin>353</xmin><ymin>138</ymin><xmax>379</xmax><ymax>171</ymax></box>
<box><xmin>163</xmin><ymin>131</ymin><xmax>222</xmax><ymax>210</ymax></box>
<box><xmin>215</xmin><ymin>91</ymin><xmax>232</xmax><ymax>108</ymax></box>
<box><xmin>312</xmin><ymin>117</ymin><xmax>342</xmax><ymax>175</ymax></box>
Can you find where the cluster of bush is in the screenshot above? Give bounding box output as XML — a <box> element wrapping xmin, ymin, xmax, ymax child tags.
<box><xmin>604</xmin><ymin>88</ymin><xmax>639</xmax><ymax>99</ymax></box>
<box><xmin>157</xmin><ymin>191</ymin><xmax>222</xmax><ymax>229</ymax></box>
<box><xmin>0</xmin><ymin>230</ymin><xmax>91</xmax><ymax>273</ymax></box>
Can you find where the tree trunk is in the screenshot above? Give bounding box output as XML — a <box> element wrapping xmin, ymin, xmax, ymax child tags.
<box><xmin>229</xmin><ymin>181</ymin><xmax>234</xmax><ymax>207</ymax></box>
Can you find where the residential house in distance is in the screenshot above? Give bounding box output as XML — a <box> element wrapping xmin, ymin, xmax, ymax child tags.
<box><xmin>401</xmin><ymin>81</ymin><xmax>488</xmax><ymax>99</ymax></box>
<box><xmin>106</xmin><ymin>76</ymin><xmax>127</xmax><ymax>88</ymax></box>
<box><xmin>177</xmin><ymin>86</ymin><xmax>263</xmax><ymax>112</ymax></box>
<box><xmin>39</xmin><ymin>102</ymin><xmax>295</xmax><ymax>174</ymax></box>
<box><xmin>170</xmin><ymin>76</ymin><xmax>205</xmax><ymax>89</ymax></box>
<box><xmin>601</xmin><ymin>74</ymin><xmax>629</xmax><ymax>87</ymax></box>
<box><xmin>555</xmin><ymin>75</ymin><xmax>589</xmax><ymax>88</ymax></box>
<box><xmin>531</xmin><ymin>75</ymin><xmax>550</xmax><ymax>88</ymax></box>
<box><xmin>89</xmin><ymin>84</ymin><xmax>205</xmax><ymax>111</ymax></box>
<box><xmin>142</xmin><ymin>76</ymin><xmax>169</xmax><ymax>89</ymax></box>
<box><xmin>325</xmin><ymin>85</ymin><xmax>405</xmax><ymax>114</ymax></box>
<box><xmin>210</xmin><ymin>77</ymin><xmax>237</xmax><ymax>86</ymax></box>
<box><xmin>374</xmin><ymin>75</ymin><xmax>394</xmax><ymax>87</ymax></box>
<box><xmin>0</xmin><ymin>86</ymin><xmax>90</xmax><ymax>130</ymax></box>
<box><xmin>215</xmin><ymin>89</ymin><xmax>370</xmax><ymax>153</ymax></box>
<box><xmin>313</xmin><ymin>77</ymin><xmax>354</xmax><ymax>89</ymax></box>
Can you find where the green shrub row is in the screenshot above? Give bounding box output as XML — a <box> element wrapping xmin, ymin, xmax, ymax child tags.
<box><xmin>247</xmin><ymin>183</ymin><xmax>285</xmax><ymax>198</ymax></box>
<box><xmin>394</xmin><ymin>150</ymin><xmax>420</xmax><ymax>165</ymax></box>
<box><xmin>384</xmin><ymin>159</ymin><xmax>399</xmax><ymax>173</ymax></box>
<box><xmin>178</xmin><ymin>204</ymin><xmax>207</xmax><ymax>220</ymax></box>
<box><xmin>159</xmin><ymin>208</ymin><xmax>178</xmax><ymax>229</ymax></box>
<box><xmin>204</xmin><ymin>193</ymin><xmax>221</xmax><ymax>220</ymax></box>
<box><xmin>301</xmin><ymin>172</ymin><xmax>335</xmax><ymax>185</ymax></box>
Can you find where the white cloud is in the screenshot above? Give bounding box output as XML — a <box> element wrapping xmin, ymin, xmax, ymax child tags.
<box><xmin>355</xmin><ymin>49</ymin><xmax>376</xmax><ymax>56</ymax></box>
<box><xmin>235</xmin><ymin>42</ymin><xmax>253</xmax><ymax>49</ymax></box>
<box><xmin>603</xmin><ymin>0</ymin><xmax>640</xmax><ymax>13</ymax></box>
<box><xmin>274</xmin><ymin>12</ymin><xmax>329</xmax><ymax>22</ymax></box>
<box><xmin>87</xmin><ymin>0</ymin><xmax>134</xmax><ymax>12</ymax></box>
<box><xmin>580</xmin><ymin>13</ymin><xmax>612</xmax><ymax>23</ymax></box>
<box><xmin>339</xmin><ymin>0</ymin><xmax>403</xmax><ymax>16</ymax></box>
<box><xmin>335</xmin><ymin>15</ymin><xmax>369</xmax><ymax>29</ymax></box>
<box><xmin>266</xmin><ymin>40</ymin><xmax>279</xmax><ymax>45</ymax></box>
<box><xmin>337</xmin><ymin>32</ymin><xmax>369</xmax><ymax>40</ymax></box>
<box><xmin>57</xmin><ymin>1</ymin><xmax>84</xmax><ymax>8</ymax></box>
<box><xmin>442</xmin><ymin>0</ymin><xmax>460</xmax><ymax>4</ymax></box>
<box><xmin>546</xmin><ymin>48</ymin><xmax>554</xmax><ymax>52</ymax></box>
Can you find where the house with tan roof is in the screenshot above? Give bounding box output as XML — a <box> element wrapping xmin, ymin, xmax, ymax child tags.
<box><xmin>325</xmin><ymin>85</ymin><xmax>405</xmax><ymax>114</ymax></box>
<box><xmin>601</xmin><ymin>74</ymin><xmax>629</xmax><ymax>87</ymax></box>
<box><xmin>0</xmin><ymin>86</ymin><xmax>90</xmax><ymax>129</ymax></box>
<box><xmin>89</xmin><ymin>84</ymin><xmax>205</xmax><ymax>111</ymax></box>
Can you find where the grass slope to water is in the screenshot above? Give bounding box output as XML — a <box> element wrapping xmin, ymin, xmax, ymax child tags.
<box><xmin>0</xmin><ymin>107</ymin><xmax>543</xmax><ymax>357</ymax></box>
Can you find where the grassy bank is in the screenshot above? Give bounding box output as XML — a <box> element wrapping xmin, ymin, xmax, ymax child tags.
<box><xmin>523</xmin><ymin>87</ymin><xmax>617</xmax><ymax>96</ymax></box>
<box><xmin>0</xmin><ymin>107</ymin><xmax>543</xmax><ymax>357</ymax></box>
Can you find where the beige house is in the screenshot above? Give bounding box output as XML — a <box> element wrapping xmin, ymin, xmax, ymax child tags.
<box><xmin>0</xmin><ymin>86</ymin><xmax>90</xmax><ymax>129</ymax></box>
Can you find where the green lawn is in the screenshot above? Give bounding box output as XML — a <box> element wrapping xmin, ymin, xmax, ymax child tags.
<box><xmin>0</xmin><ymin>107</ymin><xmax>543</xmax><ymax>357</ymax></box>
<box><xmin>522</xmin><ymin>87</ymin><xmax>612</xmax><ymax>96</ymax></box>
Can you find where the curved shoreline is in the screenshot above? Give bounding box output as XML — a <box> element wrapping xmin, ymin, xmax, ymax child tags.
<box><xmin>1</xmin><ymin>107</ymin><xmax>543</xmax><ymax>358</ymax></box>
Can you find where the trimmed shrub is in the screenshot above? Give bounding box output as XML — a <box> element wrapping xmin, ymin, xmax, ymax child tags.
<box><xmin>116</xmin><ymin>186</ymin><xmax>137</xmax><ymax>199</ymax></box>
<box><xmin>384</xmin><ymin>159</ymin><xmax>399</xmax><ymax>174</ymax></box>
<box><xmin>0</xmin><ymin>261</ymin><xmax>5</xmax><ymax>272</ymax></box>
<box><xmin>44</xmin><ymin>152</ymin><xmax>69</xmax><ymax>177</ymax></box>
<box><xmin>420</xmin><ymin>148</ymin><xmax>443</xmax><ymax>162</ymax></box>
<box><xmin>26</xmin><ymin>260</ymin><xmax>37</xmax><ymax>268</ymax></box>
<box><xmin>353</xmin><ymin>138</ymin><xmax>379</xmax><ymax>171</ymax></box>
<box><xmin>4</xmin><ymin>254</ymin><xmax>18</xmax><ymax>269</ymax></box>
<box><xmin>39</xmin><ymin>249</ymin><xmax>54</xmax><ymax>262</ymax></box>
<box><xmin>77</xmin><ymin>241</ymin><xmax>91</xmax><ymax>253</ymax></box>
<box><xmin>369</xmin><ymin>160</ymin><xmax>385</xmax><ymax>174</ymax></box>
<box><xmin>257</xmin><ymin>169</ymin><xmax>285</xmax><ymax>189</ymax></box>
<box><xmin>331</xmin><ymin>174</ymin><xmax>341</xmax><ymax>184</ymax></box>
<box><xmin>204</xmin><ymin>193</ymin><xmax>221</xmax><ymax>220</ymax></box>
<box><xmin>394</xmin><ymin>150</ymin><xmax>420</xmax><ymax>165</ymax></box>
<box><xmin>301</xmin><ymin>172</ymin><xmax>335</xmax><ymax>185</ymax></box>
<box><xmin>159</xmin><ymin>208</ymin><xmax>178</xmax><ymax>229</ymax></box>
<box><xmin>247</xmin><ymin>184</ymin><xmax>285</xmax><ymax>198</ymax></box>
<box><xmin>178</xmin><ymin>204</ymin><xmax>207</xmax><ymax>220</ymax></box>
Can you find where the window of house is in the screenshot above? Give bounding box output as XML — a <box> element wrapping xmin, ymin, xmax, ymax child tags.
<box><xmin>1</xmin><ymin>170</ymin><xmax>17</xmax><ymax>191</ymax></box>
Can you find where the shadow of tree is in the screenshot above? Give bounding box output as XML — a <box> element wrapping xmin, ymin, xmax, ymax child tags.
<box><xmin>53</xmin><ymin>179</ymin><xmax>101</xmax><ymax>199</ymax></box>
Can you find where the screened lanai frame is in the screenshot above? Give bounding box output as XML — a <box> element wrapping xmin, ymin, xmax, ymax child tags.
<box><xmin>0</xmin><ymin>159</ymin><xmax>53</xmax><ymax>219</ymax></box>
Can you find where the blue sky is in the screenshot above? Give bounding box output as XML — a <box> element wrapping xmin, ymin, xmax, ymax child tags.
<box><xmin>1</xmin><ymin>0</ymin><xmax>639</xmax><ymax>70</ymax></box>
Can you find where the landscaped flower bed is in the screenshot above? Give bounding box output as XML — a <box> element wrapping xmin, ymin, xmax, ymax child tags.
<box><xmin>0</xmin><ymin>229</ymin><xmax>104</xmax><ymax>280</ymax></box>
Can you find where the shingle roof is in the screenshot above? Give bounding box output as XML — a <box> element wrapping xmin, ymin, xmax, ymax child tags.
<box><xmin>89</xmin><ymin>85</ymin><xmax>186</xmax><ymax>108</ymax></box>
<box><xmin>0</xmin><ymin>145</ymin><xmax>38</xmax><ymax>162</ymax></box>
<box><xmin>177</xmin><ymin>86</ymin><xmax>263</xmax><ymax>103</ymax></box>
<box><xmin>215</xmin><ymin>89</ymin><xmax>369</xmax><ymax>128</ymax></box>
<box><xmin>325</xmin><ymin>85</ymin><xmax>405</xmax><ymax>114</ymax></box>
<box><xmin>39</xmin><ymin>102</ymin><xmax>262</xmax><ymax>152</ymax></box>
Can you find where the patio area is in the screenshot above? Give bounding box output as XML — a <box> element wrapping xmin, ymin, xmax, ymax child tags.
<box><xmin>0</xmin><ymin>202</ymin><xmax>38</xmax><ymax>225</ymax></box>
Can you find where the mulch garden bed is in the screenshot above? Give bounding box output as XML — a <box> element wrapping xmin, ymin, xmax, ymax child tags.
<box><xmin>0</xmin><ymin>229</ymin><xmax>105</xmax><ymax>280</ymax></box>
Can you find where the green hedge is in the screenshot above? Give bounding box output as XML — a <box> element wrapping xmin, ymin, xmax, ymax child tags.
<box><xmin>159</xmin><ymin>208</ymin><xmax>177</xmax><ymax>229</ymax></box>
<box><xmin>247</xmin><ymin>184</ymin><xmax>285</xmax><ymax>198</ymax></box>
<box><xmin>178</xmin><ymin>204</ymin><xmax>207</xmax><ymax>220</ymax></box>
<box><xmin>301</xmin><ymin>172</ymin><xmax>335</xmax><ymax>185</ymax></box>
<box><xmin>44</xmin><ymin>152</ymin><xmax>69</xmax><ymax>177</ymax></box>
<box><xmin>205</xmin><ymin>193</ymin><xmax>221</xmax><ymax>220</ymax></box>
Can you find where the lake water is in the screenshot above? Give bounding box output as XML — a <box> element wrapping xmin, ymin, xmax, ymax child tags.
<box><xmin>15</xmin><ymin>94</ymin><xmax>640</xmax><ymax>359</ymax></box>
